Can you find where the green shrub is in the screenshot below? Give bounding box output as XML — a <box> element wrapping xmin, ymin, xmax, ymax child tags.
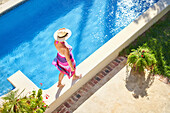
<box><xmin>120</xmin><ymin>12</ymin><xmax>170</xmax><ymax>77</ymax></box>
<box><xmin>0</xmin><ymin>89</ymin><xmax>48</xmax><ymax>113</ymax></box>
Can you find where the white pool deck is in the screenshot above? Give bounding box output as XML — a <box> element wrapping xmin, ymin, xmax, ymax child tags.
<box><xmin>0</xmin><ymin>0</ymin><xmax>170</xmax><ymax>112</ymax></box>
<box><xmin>0</xmin><ymin>0</ymin><xmax>25</xmax><ymax>14</ymax></box>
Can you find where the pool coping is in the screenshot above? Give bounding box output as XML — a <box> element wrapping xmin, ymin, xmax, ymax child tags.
<box><xmin>0</xmin><ymin>0</ymin><xmax>27</xmax><ymax>16</ymax></box>
<box><xmin>0</xmin><ymin>0</ymin><xmax>169</xmax><ymax>112</ymax></box>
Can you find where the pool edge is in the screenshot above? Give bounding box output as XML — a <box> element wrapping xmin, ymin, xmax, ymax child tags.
<box><xmin>0</xmin><ymin>0</ymin><xmax>27</xmax><ymax>16</ymax></box>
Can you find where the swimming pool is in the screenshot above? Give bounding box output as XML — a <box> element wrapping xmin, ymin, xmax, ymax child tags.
<box><xmin>0</xmin><ymin>0</ymin><xmax>158</xmax><ymax>96</ymax></box>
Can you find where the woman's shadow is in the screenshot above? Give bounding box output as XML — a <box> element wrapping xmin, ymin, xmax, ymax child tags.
<box><xmin>55</xmin><ymin>86</ymin><xmax>65</xmax><ymax>99</ymax></box>
<box><xmin>125</xmin><ymin>66</ymin><xmax>155</xmax><ymax>99</ymax></box>
<box><xmin>55</xmin><ymin>76</ymin><xmax>81</xmax><ymax>99</ymax></box>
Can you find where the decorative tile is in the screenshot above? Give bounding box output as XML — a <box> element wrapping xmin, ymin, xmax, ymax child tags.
<box><xmin>91</xmin><ymin>78</ymin><xmax>98</xmax><ymax>84</ymax></box>
<box><xmin>106</xmin><ymin>66</ymin><xmax>112</xmax><ymax>71</ymax></box>
<box><xmin>76</xmin><ymin>94</ymin><xmax>81</xmax><ymax>99</ymax></box>
<box><xmin>64</xmin><ymin>102</ymin><xmax>71</xmax><ymax>108</ymax></box>
<box><xmin>88</xmin><ymin>81</ymin><xmax>95</xmax><ymax>87</ymax></box>
<box><xmin>67</xmin><ymin>98</ymin><xmax>74</xmax><ymax>105</ymax></box>
<box><xmin>71</xmin><ymin>96</ymin><xmax>78</xmax><ymax>102</ymax></box>
<box><xmin>114</xmin><ymin>59</ymin><xmax>120</xmax><ymax>63</ymax></box>
<box><xmin>95</xmin><ymin>76</ymin><xmax>101</xmax><ymax>81</ymax></box>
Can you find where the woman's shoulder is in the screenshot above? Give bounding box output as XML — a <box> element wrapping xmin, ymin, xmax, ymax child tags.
<box><xmin>54</xmin><ymin>40</ymin><xmax>59</xmax><ymax>44</ymax></box>
<box><xmin>65</xmin><ymin>41</ymin><xmax>72</xmax><ymax>51</ymax></box>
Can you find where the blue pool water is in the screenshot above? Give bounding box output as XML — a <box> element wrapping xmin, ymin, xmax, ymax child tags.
<box><xmin>0</xmin><ymin>0</ymin><xmax>158</xmax><ymax>96</ymax></box>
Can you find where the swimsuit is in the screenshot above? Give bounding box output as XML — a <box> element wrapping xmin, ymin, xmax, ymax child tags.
<box><xmin>52</xmin><ymin>41</ymin><xmax>76</xmax><ymax>79</ymax></box>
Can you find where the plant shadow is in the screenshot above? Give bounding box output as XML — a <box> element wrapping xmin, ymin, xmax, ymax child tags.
<box><xmin>125</xmin><ymin>66</ymin><xmax>155</xmax><ymax>99</ymax></box>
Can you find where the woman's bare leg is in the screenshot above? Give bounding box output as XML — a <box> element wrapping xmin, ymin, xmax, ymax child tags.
<box><xmin>73</xmin><ymin>73</ymin><xmax>82</xmax><ymax>80</ymax></box>
<box><xmin>57</xmin><ymin>72</ymin><xmax>65</xmax><ymax>87</ymax></box>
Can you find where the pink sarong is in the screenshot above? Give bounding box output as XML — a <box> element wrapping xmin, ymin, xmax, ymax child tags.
<box><xmin>52</xmin><ymin>41</ymin><xmax>76</xmax><ymax>79</ymax></box>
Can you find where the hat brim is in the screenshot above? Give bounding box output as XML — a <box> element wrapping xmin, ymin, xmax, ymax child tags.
<box><xmin>54</xmin><ymin>28</ymin><xmax>72</xmax><ymax>41</ymax></box>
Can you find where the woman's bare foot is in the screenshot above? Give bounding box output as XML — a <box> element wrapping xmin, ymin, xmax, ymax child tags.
<box><xmin>57</xmin><ymin>83</ymin><xmax>65</xmax><ymax>88</ymax></box>
<box><xmin>73</xmin><ymin>74</ymin><xmax>82</xmax><ymax>80</ymax></box>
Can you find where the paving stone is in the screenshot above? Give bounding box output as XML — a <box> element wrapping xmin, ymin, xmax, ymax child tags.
<box><xmin>64</xmin><ymin>102</ymin><xmax>71</xmax><ymax>108</ymax></box>
<box><xmin>81</xmin><ymin>87</ymin><xmax>88</xmax><ymax>92</ymax></box>
<box><xmin>84</xmin><ymin>83</ymin><xmax>91</xmax><ymax>90</ymax></box>
<box><xmin>107</xmin><ymin>65</ymin><xmax>114</xmax><ymax>70</ymax></box>
<box><xmin>118</xmin><ymin>57</ymin><xmax>124</xmax><ymax>61</ymax></box>
<box><xmin>95</xmin><ymin>76</ymin><xmax>101</xmax><ymax>81</ymax></box>
<box><xmin>101</xmin><ymin>71</ymin><xmax>107</xmax><ymax>76</ymax></box>
<box><xmin>71</xmin><ymin>96</ymin><xmax>78</xmax><ymax>102</ymax></box>
<box><xmin>97</xmin><ymin>73</ymin><xmax>104</xmax><ymax>79</ymax></box>
<box><xmin>104</xmin><ymin>68</ymin><xmax>110</xmax><ymax>73</ymax></box>
<box><xmin>114</xmin><ymin>59</ymin><xmax>121</xmax><ymax>63</ymax></box>
<box><xmin>109</xmin><ymin>63</ymin><xmax>115</xmax><ymax>69</ymax></box>
<box><xmin>88</xmin><ymin>81</ymin><xmax>95</xmax><ymax>87</ymax></box>
<box><xmin>106</xmin><ymin>66</ymin><xmax>112</xmax><ymax>71</ymax></box>
<box><xmin>65</xmin><ymin>111</ymin><xmax>71</xmax><ymax>113</ymax></box>
<box><xmin>91</xmin><ymin>78</ymin><xmax>98</xmax><ymax>84</ymax></box>
<box><xmin>112</xmin><ymin>61</ymin><xmax>118</xmax><ymax>66</ymax></box>
<box><xmin>67</xmin><ymin>98</ymin><xmax>74</xmax><ymax>105</ymax></box>
<box><xmin>77</xmin><ymin>89</ymin><xmax>84</xmax><ymax>96</ymax></box>
<box><xmin>59</xmin><ymin>108</ymin><xmax>66</xmax><ymax>113</ymax></box>
<box><xmin>57</xmin><ymin>105</ymin><xmax>64</xmax><ymax>112</ymax></box>
<box><xmin>76</xmin><ymin>94</ymin><xmax>81</xmax><ymax>99</ymax></box>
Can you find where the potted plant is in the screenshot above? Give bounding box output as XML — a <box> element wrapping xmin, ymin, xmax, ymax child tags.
<box><xmin>127</xmin><ymin>46</ymin><xmax>157</xmax><ymax>73</ymax></box>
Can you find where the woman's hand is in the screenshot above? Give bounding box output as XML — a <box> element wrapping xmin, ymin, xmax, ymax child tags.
<box><xmin>71</xmin><ymin>68</ymin><xmax>75</xmax><ymax>72</ymax></box>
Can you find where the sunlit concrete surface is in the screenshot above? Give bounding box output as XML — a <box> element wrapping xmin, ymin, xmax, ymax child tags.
<box><xmin>74</xmin><ymin>66</ymin><xmax>170</xmax><ymax>113</ymax></box>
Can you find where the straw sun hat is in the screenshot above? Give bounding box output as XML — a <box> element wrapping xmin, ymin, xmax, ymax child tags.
<box><xmin>54</xmin><ymin>28</ymin><xmax>72</xmax><ymax>41</ymax></box>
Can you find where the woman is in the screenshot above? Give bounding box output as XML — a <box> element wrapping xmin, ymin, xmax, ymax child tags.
<box><xmin>52</xmin><ymin>28</ymin><xmax>81</xmax><ymax>87</ymax></box>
